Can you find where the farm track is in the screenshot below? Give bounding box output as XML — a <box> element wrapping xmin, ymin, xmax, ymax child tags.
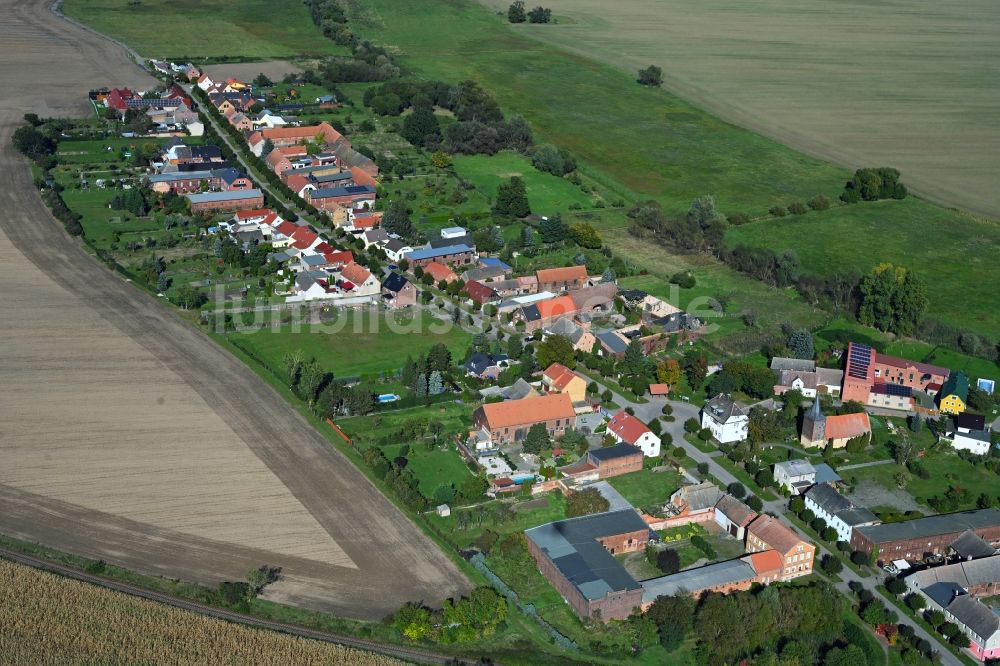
<box><xmin>0</xmin><ymin>547</ymin><xmax>477</xmax><ymax>666</ymax></box>
<box><xmin>0</xmin><ymin>0</ymin><xmax>468</xmax><ymax>621</ymax></box>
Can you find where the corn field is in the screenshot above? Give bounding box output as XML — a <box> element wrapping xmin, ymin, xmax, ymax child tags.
<box><xmin>0</xmin><ymin>560</ymin><xmax>405</xmax><ymax>665</ymax></box>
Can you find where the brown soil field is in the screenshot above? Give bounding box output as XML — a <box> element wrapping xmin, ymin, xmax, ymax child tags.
<box><xmin>0</xmin><ymin>559</ymin><xmax>405</xmax><ymax>665</ymax></box>
<box><xmin>494</xmin><ymin>0</ymin><xmax>1000</xmax><ymax>220</ymax></box>
<box><xmin>0</xmin><ymin>0</ymin><xmax>467</xmax><ymax>620</ymax></box>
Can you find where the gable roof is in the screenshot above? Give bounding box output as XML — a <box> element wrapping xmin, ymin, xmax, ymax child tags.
<box><xmin>703</xmin><ymin>394</ymin><xmax>749</xmax><ymax>424</ymax></box>
<box><xmin>857</xmin><ymin>508</ymin><xmax>1000</xmax><ymax>544</ymax></box>
<box><xmin>569</xmin><ymin>283</ymin><xmax>617</xmax><ymax>311</ymax></box>
<box><xmin>770</xmin><ymin>357</ymin><xmax>817</xmax><ymax>372</ymax></box>
<box><xmin>824</xmin><ymin>412</ymin><xmax>871</xmax><ymax>440</ymax></box>
<box><xmin>940</xmin><ymin>372</ymin><xmax>970</xmax><ymax>401</ymax></box>
<box><xmin>340</xmin><ymin>262</ymin><xmax>372</xmax><ymax>285</ymax></box>
<box><xmin>606</xmin><ymin>410</ymin><xmax>653</xmax><ymax>446</ymax></box>
<box><xmin>405</xmin><ymin>244</ymin><xmax>473</xmax><ymax>262</ymax></box>
<box><xmin>950</xmin><ymin>531</ymin><xmax>997</xmax><ymax>560</ymax></box>
<box><xmin>423</xmin><ymin>261</ymin><xmax>457</xmax><ymax>282</ymax></box>
<box><xmin>255</xmin><ymin>122</ymin><xmax>343</xmax><ymax>145</ymax></box>
<box><xmin>542</xmin><ymin>363</ymin><xmax>582</xmax><ymax>391</ymax></box>
<box><xmin>774</xmin><ymin>459</ymin><xmax>816</xmax><ymax>479</ymax></box>
<box><xmin>382</xmin><ymin>272</ymin><xmax>410</xmax><ymax>294</ymax></box>
<box><xmin>956</xmin><ymin>413</ymin><xmax>987</xmax><ymax>431</ymax></box>
<box><xmin>640</xmin><ymin>558</ymin><xmax>756</xmax><ymax>603</ymax></box>
<box><xmin>589</xmin><ymin>443</ymin><xmax>643</xmax><ymax>463</ymax></box>
<box><xmin>185</xmin><ymin>189</ymin><xmax>262</xmax><ymax>204</ymax></box>
<box><xmin>463</xmin><ymin>280</ymin><xmax>497</xmax><ymax>304</ymax></box>
<box><xmin>545</xmin><ymin>317</ymin><xmax>586</xmax><ymax>344</ymax></box>
<box><xmin>595</xmin><ymin>330</ymin><xmax>629</xmax><ymax>354</ymax></box>
<box><xmin>845</xmin><ymin>342</ymin><xmax>876</xmax><ymax>382</ymax></box>
<box><xmin>747</xmin><ymin>515</ymin><xmax>804</xmax><ymax>555</ymax></box>
<box><xmin>947</xmin><ymin>594</ymin><xmax>1000</xmax><ymax>641</ymax></box>
<box><xmin>805</xmin><ymin>482</ymin><xmax>853</xmax><ymax>516</ymax></box>
<box><xmin>715</xmin><ymin>494</ymin><xmax>757</xmax><ymax>527</ymax></box>
<box><xmin>747</xmin><ymin>549</ymin><xmax>783</xmax><ymax>575</ymax></box>
<box><xmin>535</xmin><ymin>295</ymin><xmax>578</xmax><ymax>321</ymax></box>
<box><xmin>536</xmin><ymin>265</ymin><xmax>587</xmax><ymax>284</ymax></box>
<box><xmin>477</xmin><ymin>393</ymin><xmax>575</xmax><ymax>429</ymax></box>
<box><xmin>875</xmin><ymin>352</ymin><xmax>949</xmax><ymax>379</ymax></box>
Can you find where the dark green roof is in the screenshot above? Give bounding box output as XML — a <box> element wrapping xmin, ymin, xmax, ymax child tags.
<box><xmin>940</xmin><ymin>371</ymin><xmax>969</xmax><ymax>402</ymax></box>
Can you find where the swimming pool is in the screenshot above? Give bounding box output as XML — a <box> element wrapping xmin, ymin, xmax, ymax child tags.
<box><xmin>377</xmin><ymin>393</ymin><xmax>400</xmax><ymax>403</ymax></box>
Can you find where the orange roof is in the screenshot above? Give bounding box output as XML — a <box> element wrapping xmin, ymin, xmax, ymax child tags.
<box><xmin>234</xmin><ymin>208</ymin><xmax>272</xmax><ymax>220</ymax></box>
<box><xmin>258</xmin><ymin>122</ymin><xmax>343</xmax><ymax>145</ymax></box>
<box><xmin>648</xmin><ymin>383</ymin><xmax>669</xmax><ymax>396</ymax></box>
<box><xmin>477</xmin><ymin>394</ymin><xmax>575</xmax><ymax>430</ymax></box>
<box><xmin>536</xmin><ymin>265</ymin><xmax>587</xmax><ymax>284</ymax></box>
<box><xmin>349</xmin><ymin>166</ymin><xmax>378</xmax><ymax>188</ymax></box>
<box><xmin>542</xmin><ymin>363</ymin><xmax>581</xmax><ymax>391</ymax></box>
<box><xmin>323</xmin><ymin>250</ymin><xmax>354</xmax><ymax>266</ymax></box>
<box><xmin>747</xmin><ymin>550</ymin><xmax>783</xmax><ymax>575</ymax></box>
<box><xmin>275</xmin><ymin>220</ymin><xmax>299</xmax><ymax>237</ymax></box>
<box><xmin>285</xmin><ymin>174</ymin><xmax>311</xmax><ymax>194</ymax></box>
<box><xmin>277</xmin><ymin>144</ymin><xmax>309</xmax><ymax>157</ymax></box>
<box><xmin>352</xmin><ymin>213</ymin><xmax>381</xmax><ymax>229</ymax></box>
<box><xmin>423</xmin><ymin>261</ymin><xmax>457</xmax><ymax>282</ymax></box>
<box><xmin>535</xmin><ymin>295</ymin><xmax>577</xmax><ymax>320</ymax></box>
<box><xmin>607</xmin><ymin>410</ymin><xmax>652</xmax><ymax>445</ymax></box>
<box><xmin>747</xmin><ymin>515</ymin><xmax>805</xmax><ymax>555</ymax></box>
<box><xmin>825</xmin><ymin>412</ymin><xmax>871</xmax><ymax>440</ymax></box>
<box><xmin>341</xmin><ymin>262</ymin><xmax>372</xmax><ymax>285</ymax></box>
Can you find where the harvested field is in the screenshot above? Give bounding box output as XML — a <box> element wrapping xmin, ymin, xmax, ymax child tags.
<box><xmin>0</xmin><ymin>559</ymin><xmax>403</xmax><ymax>665</ymax></box>
<box><xmin>0</xmin><ymin>0</ymin><xmax>467</xmax><ymax>620</ymax></box>
<box><xmin>493</xmin><ymin>0</ymin><xmax>1000</xmax><ymax>220</ymax></box>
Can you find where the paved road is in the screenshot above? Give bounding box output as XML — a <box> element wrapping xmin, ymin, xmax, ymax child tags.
<box><xmin>0</xmin><ymin>547</ymin><xmax>476</xmax><ymax>666</ymax></box>
<box><xmin>0</xmin><ymin>0</ymin><xmax>469</xmax><ymax>620</ymax></box>
<box><xmin>589</xmin><ymin>380</ymin><xmax>962</xmax><ymax>666</ymax></box>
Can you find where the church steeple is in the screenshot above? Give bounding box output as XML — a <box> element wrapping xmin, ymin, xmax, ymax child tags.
<box><xmin>801</xmin><ymin>398</ymin><xmax>826</xmax><ymax>446</ymax></box>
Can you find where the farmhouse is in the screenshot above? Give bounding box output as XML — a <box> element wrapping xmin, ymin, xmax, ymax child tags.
<box><xmin>186</xmin><ymin>189</ymin><xmax>264</xmax><ymax>213</ymax></box>
<box><xmin>541</xmin><ymin>363</ymin><xmax>587</xmax><ymax>403</ymax></box>
<box><xmin>803</xmin><ymin>483</ymin><xmax>880</xmax><ymax>543</ymax></box>
<box><xmin>851</xmin><ymin>508</ymin><xmax>1000</xmax><ymax>563</ymax></box>
<box><xmin>536</xmin><ymin>266</ymin><xmax>588</xmax><ymax>293</ymax></box>
<box><xmin>518</xmin><ymin>296</ymin><xmax>578</xmax><ymax>332</ymax></box>
<box><xmin>472</xmin><ymin>393</ymin><xmax>575</xmax><ymax>444</ymax></box>
<box><xmin>772</xmin><ymin>362</ymin><xmax>843</xmax><ymax>398</ymax></box>
<box><xmin>701</xmin><ymin>394</ymin><xmax>749</xmax><ymax>443</ymax></box>
<box><xmin>248</xmin><ymin>122</ymin><xmax>344</xmax><ymax>156</ymax></box>
<box><xmin>463</xmin><ymin>280</ymin><xmax>498</xmax><ymax>306</ymax></box>
<box><xmin>524</xmin><ymin>510</ymin><xmax>650</xmax><ymax>621</ymax></box>
<box><xmin>606</xmin><ymin>410</ymin><xmax>661</xmax><ymax>458</ymax></box>
<box><xmin>405</xmin><ymin>244</ymin><xmax>476</xmax><ymax>268</ymax></box>
<box><xmin>946</xmin><ymin>413</ymin><xmax>993</xmax><ymax>455</ymax></box>
<box><xmin>745</xmin><ymin>515</ymin><xmax>815</xmax><ymax>580</ymax></box>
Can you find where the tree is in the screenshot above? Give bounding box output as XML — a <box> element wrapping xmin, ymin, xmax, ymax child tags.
<box><xmin>683</xmin><ymin>351</ymin><xmax>708</xmax><ymax>390</ymax></box>
<box><xmin>746</xmin><ymin>495</ymin><xmax>763</xmax><ymax>512</ymax></box>
<box><xmin>787</xmin><ymin>328</ymin><xmax>815</xmax><ymax>359</ymax></box>
<box><xmin>428</xmin><ymin>343</ymin><xmax>452</xmax><ymax>371</ymax></box>
<box><xmin>532</xmin><ymin>143</ymin><xmax>574</xmax><ymax>175</ymax></box>
<box><xmin>522</xmin><ymin>422</ymin><xmax>551</xmax><ymax>454</ymax></box>
<box><xmin>821</xmin><ymin>554</ymin><xmax>843</xmax><ymax>575</ymax></box>
<box><xmin>382</xmin><ymin>200</ymin><xmax>414</xmax><ymax>238</ymax></box>
<box><xmin>246</xmin><ymin>564</ymin><xmax>281</xmax><ymax>598</ymax></box>
<box><xmin>858</xmin><ymin>263</ymin><xmax>927</xmax><ymax>335</ymax></box>
<box><xmin>621</xmin><ymin>339</ymin><xmax>646</xmax><ymax>376</ymax></box>
<box><xmin>656</xmin><ymin>548</ymin><xmax>680</xmax><ymax>575</ymax></box>
<box><xmin>394</xmin><ymin>602</ymin><xmax>433</xmax><ymax>641</ymax></box>
<box><xmin>527</xmin><ymin>6</ymin><xmax>552</xmax><ymax>23</ymax></box>
<box><xmin>539</xmin><ymin>213</ymin><xmax>569</xmax><ymax>243</ymax></box>
<box><xmin>536</xmin><ymin>334</ymin><xmax>575</xmax><ymax>369</ymax></box>
<box><xmin>12</xmin><ymin>124</ymin><xmax>55</xmax><ymax>161</ymax></box>
<box><xmin>507</xmin><ymin>0</ymin><xmax>526</xmax><ymax>23</ymax></box>
<box><xmin>656</xmin><ymin>358</ymin><xmax>682</xmax><ymax>386</ymax></box>
<box><xmin>905</xmin><ymin>593</ymin><xmax>926</xmax><ymax>611</ymax></box>
<box><xmin>428</xmin><ymin>370</ymin><xmax>445</xmax><ymax>395</ymax></box>
<box><xmin>727</xmin><ymin>482</ymin><xmax>746</xmax><ymax>499</ymax></box>
<box><xmin>646</xmin><ymin>594</ymin><xmax>694</xmax><ymax>652</ymax></box>
<box><xmin>637</xmin><ymin>65</ymin><xmax>663</xmax><ymax>86</ymax></box>
<box><xmin>824</xmin><ymin>645</ymin><xmax>867</xmax><ymax>666</ymax></box>
<box><xmin>493</xmin><ymin>176</ymin><xmax>530</xmax><ymax>217</ymax></box>
<box><xmin>570</xmin><ymin>222</ymin><xmax>602</xmax><ymax>249</ymax></box>
<box><xmin>400</xmin><ymin>107</ymin><xmax>441</xmax><ymax>146</ymax></box>
<box><xmin>253</xmin><ymin>72</ymin><xmax>274</xmax><ymax>87</ymax></box>
<box><xmin>566</xmin><ymin>487</ymin><xmax>610</xmax><ymax>517</ymax></box>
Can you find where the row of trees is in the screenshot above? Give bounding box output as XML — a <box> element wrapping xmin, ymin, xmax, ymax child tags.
<box><xmin>507</xmin><ymin>1</ymin><xmax>552</xmax><ymax>23</ymax></box>
<box><xmin>393</xmin><ymin>586</ymin><xmax>508</xmax><ymax>644</ymax></box>
<box><xmin>629</xmin><ymin>196</ymin><xmax>726</xmax><ymax>253</ymax></box>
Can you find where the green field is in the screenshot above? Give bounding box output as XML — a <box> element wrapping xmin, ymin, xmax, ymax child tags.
<box><xmin>56</xmin><ymin>138</ymin><xmax>166</xmax><ymax>164</ymax></box>
<box><xmin>229</xmin><ymin>310</ymin><xmax>472</xmax><ymax>380</ymax></box>
<box><xmin>452</xmin><ymin>151</ymin><xmax>596</xmax><ymax>215</ymax></box>
<box><xmin>727</xmin><ymin>198</ymin><xmax>1000</xmax><ymax>338</ymax></box>
<box><xmin>63</xmin><ymin>0</ymin><xmax>347</xmax><ymax>59</ymax></box>
<box><xmin>607</xmin><ymin>468</ymin><xmax>683</xmax><ymax>510</ymax></box>
<box><xmin>383</xmin><ymin>442</ymin><xmax>473</xmax><ymax>496</ymax></box>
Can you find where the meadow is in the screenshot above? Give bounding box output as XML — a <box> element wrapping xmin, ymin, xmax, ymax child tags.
<box><xmin>0</xmin><ymin>560</ymin><xmax>401</xmax><ymax>666</ymax></box>
<box><xmin>229</xmin><ymin>310</ymin><xmax>473</xmax><ymax>380</ymax></box>
<box><xmin>63</xmin><ymin>0</ymin><xmax>348</xmax><ymax>59</ymax></box>
<box><xmin>492</xmin><ymin>0</ymin><xmax>1000</xmax><ymax>222</ymax></box>
<box><xmin>726</xmin><ymin>198</ymin><xmax>1000</xmax><ymax>338</ymax></box>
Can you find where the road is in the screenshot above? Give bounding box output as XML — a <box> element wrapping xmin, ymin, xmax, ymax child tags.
<box><xmin>0</xmin><ymin>546</ymin><xmax>476</xmax><ymax>666</ymax></box>
<box><xmin>590</xmin><ymin>379</ymin><xmax>963</xmax><ymax>666</ymax></box>
<box><xmin>0</xmin><ymin>0</ymin><xmax>469</xmax><ymax>621</ymax></box>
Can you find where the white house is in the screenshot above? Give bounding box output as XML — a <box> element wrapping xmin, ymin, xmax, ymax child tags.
<box><xmin>606</xmin><ymin>410</ymin><xmax>661</xmax><ymax>458</ymax></box>
<box><xmin>441</xmin><ymin>226</ymin><xmax>468</xmax><ymax>240</ymax></box>
<box><xmin>947</xmin><ymin>413</ymin><xmax>992</xmax><ymax>456</ymax></box>
<box><xmin>713</xmin><ymin>494</ymin><xmax>758</xmax><ymax>540</ymax></box>
<box><xmin>381</xmin><ymin>238</ymin><xmax>414</xmax><ymax>263</ymax></box>
<box><xmin>804</xmin><ymin>483</ymin><xmax>880</xmax><ymax>543</ymax></box>
<box><xmin>700</xmin><ymin>394</ymin><xmax>749</xmax><ymax>444</ymax></box>
<box><xmin>773</xmin><ymin>459</ymin><xmax>816</xmax><ymax>495</ymax></box>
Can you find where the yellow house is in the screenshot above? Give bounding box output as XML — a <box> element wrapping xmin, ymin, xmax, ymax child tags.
<box><xmin>542</xmin><ymin>363</ymin><xmax>587</xmax><ymax>403</ymax></box>
<box><xmin>938</xmin><ymin>371</ymin><xmax>968</xmax><ymax>415</ymax></box>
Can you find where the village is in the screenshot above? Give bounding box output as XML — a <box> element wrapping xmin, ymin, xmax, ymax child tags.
<box><xmin>31</xmin><ymin>57</ymin><xmax>1000</xmax><ymax>663</ymax></box>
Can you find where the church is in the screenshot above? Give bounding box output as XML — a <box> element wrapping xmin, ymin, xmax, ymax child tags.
<box><xmin>800</xmin><ymin>399</ymin><xmax>872</xmax><ymax>448</ymax></box>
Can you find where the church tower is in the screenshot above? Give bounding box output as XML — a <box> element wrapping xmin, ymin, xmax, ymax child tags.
<box><xmin>800</xmin><ymin>398</ymin><xmax>826</xmax><ymax>446</ymax></box>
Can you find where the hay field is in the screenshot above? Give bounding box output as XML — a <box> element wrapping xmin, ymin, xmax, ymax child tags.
<box><xmin>494</xmin><ymin>0</ymin><xmax>1000</xmax><ymax>220</ymax></box>
<box><xmin>0</xmin><ymin>559</ymin><xmax>403</xmax><ymax>666</ymax></box>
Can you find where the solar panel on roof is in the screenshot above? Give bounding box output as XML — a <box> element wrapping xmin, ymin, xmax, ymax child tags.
<box><xmin>885</xmin><ymin>383</ymin><xmax>912</xmax><ymax>397</ymax></box>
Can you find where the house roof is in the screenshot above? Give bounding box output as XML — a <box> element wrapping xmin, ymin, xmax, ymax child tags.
<box><xmin>703</xmin><ymin>395</ymin><xmax>749</xmax><ymax>424</ymax></box>
<box><xmin>956</xmin><ymin>413</ymin><xmax>987</xmax><ymax>431</ymax></box>
<box><xmin>429</xmin><ymin>234</ymin><xmax>476</xmax><ymax>250</ymax></box>
<box><xmin>806</xmin><ymin>483</ymin><xmax>853</xmax><ymax>516</ymax></box>
<box><xmin>715</xmin><ymin>494</ymin><xmax>757</xmax><ymax>527</ymax></box>
<box><xmin>950</xmin><ymin>531</ymin><xmax>998</xmax><ymax>560</ymax></box>
<box><xmin>813</xmin><ymin>463</ymin><xmax>843</xmax><ymax>485</ymax></box>
<box><xmin>946</xmin><ymin>594</ymin><xmax>1000</xmax><ymax>641</ymax></box>
<box><xmin>824</xmin><ymin>412</ymin><xmax>871</xmax><ymax>440</ymax></box>
<box><xmin>543</xmin><ymin>363</ymin><xmax>582</xmax><ymax>391</ymax></box>
<box><xmin>463</xmin><ymin>280</ymin><xmax>497</xmax><ymax>304</ymax></box>
<box><xmin>588</xmin><ymin>443</ymin><xmax>643</xmax><ymax>463</ymax></box>
<box><xmin>747</xmin><ymin>549</ymin><xmax>783</xmax><ymax>575</ymax></box>
<box><xmin>422</xmin><ymin>261</ymin><xmax>456</xmax><ymax>282</ymax></box>
<box><xmin>234</xmin><ymin>208</ymin><xmax>272</xmax><ymax>220</ymax></box>
<box><xmin>875</xmin><ymin>352</ymin><xmax>949</xmax><ymax>379</ymax></box>
<box><xmin>595</xmin><ymin>330</ymin><xmax>629</xmax><ymax>354</ymax></box>
<box><xmin>256</xmin><ymin>122</ymin><xmax>343</xmax><ymax>145</ymax></box>
<box><xmin>545</xmin><ymin>318</ymin><xmax>585</xmax><ymax>344</ymax></box>
<box><xmin>607</xmin><ymin>410</ymin><xmax>653</xmax><ymax>446</ymax></box>
<box><xmin>503</xmin><ymin>378</ymin><xmax>538</xmax><ymax>401</ymax></box>
<box><xmin>477</xmin><ymin>393</ymin><xmax>575</xmax><ymax>429</ymax></box>
<box><xmin>674</xmin><ymin>481</ymin><xmax>723</xmax><ymax>511</ymax></box>
<box><xmin>382</xmin><ymin>272</ymin><xmax>410</xmax><ymax>294</ymax></box>
<box><xmin>836</xmin><ymin>507</ymin><xmax>880</xmax><ymax>528</ymax></box>
<box><xmin>774</xmin><ymin>459</ymin><xmax>816</xmax><ymax>479</ymax></box>
<box><xmin>462</xmin><ymin>266</ymin><xmax>507</xmax><ymax>283</ymax></box>
<box><xmin>310</xmin><ymin>184</ymin><xmax>376</xmax><ymax>199</ymax></box>
<box><xmin>747</xmin><ymin>515</ymin><xmax>804</xmax><ymax>555</ymax></box>
<box><xmin>648</xmin><ymin>384</ymin><xmax>669</xmax><ymax>396</ymax></box>
<box><xmin>186</xmin><ymin>189</ymin><xmax>262</xmax><ymax>203</ymax></box>
<box><xmin>569</xmin><ymin>283</ymin><xmax>617</xmax><ymax>311</ymax></box>
<box><xmin>406</xmin><ymin>244</ymin><xmax>473</xmax><ymax>262</ymax></box>
<box><xmin>525</xmin><ymin>510</ymin><xmax>648</xmax><ymax>601</ymax></box>
<box><xmin>640</xmin><ymin>558</ymin><xmax>756</xmax><ymax>603</ymax></box>
<box><xmin>340</xmin><ymin>262</ymin><xmax>372</xmax><ymax>285</ymax></box>
<box><xmin>536</xmin><ymin>265</ymin><xmax>587</xmax><ymax>284</ymax></box>
<box><xmin>466</xmin><ymin>352</ymin><xmax>502</xmax><ymax>375</ymax></box>
<box><xmin>527</xmin><ymin>296</ymin><xmax>577</xmax><ymax>322</ymax></box>
<box><xmin>845</xmin><ymin>342</ymin><xmax>876</xmax><ymax>382</ymax></box>
<box><xmin>323</xmin><ymin>250</ymin><xmax>354</xmax><ymax>266</ymax></box>
<box><xmin>857</xmin><ymin>508</ymin><xmax>1000</xmax><ymax>545</ymax></box>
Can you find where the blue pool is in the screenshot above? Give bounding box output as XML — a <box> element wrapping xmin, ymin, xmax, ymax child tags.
<box><xmin>377</xmin><ymin>393</ymin><xmax>400</xmax><ymax>403</ymax></box>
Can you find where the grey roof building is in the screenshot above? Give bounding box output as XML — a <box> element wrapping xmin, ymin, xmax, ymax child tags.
<box><xmin>770</xmin><ymin>357</ymin><xmax>817</xmax><ymax>373</ymax></box>
<box><xmin>640</xmin><ymin>558</ymin><xmax>757</xmax><ymax>603</ymax></box>
<box><xmin>856</xmin><ymin>508</ymin><xmax>1000</xmax><ymax>546</ymax></box>
<box><xmin>805</xmin><ymin>482</ymin><xmax>853</xmax><ymax>516</ymax></box>
<box><xmin>950</xmin><ymin>531</ymin><xmax>998</xmax><ymax>560</ymax></box>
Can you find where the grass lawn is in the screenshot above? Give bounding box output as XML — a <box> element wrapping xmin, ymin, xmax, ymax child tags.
<box><xmin>228</xmin><ymin>309</ymin><xmax>472</xmax><ymax>380</ymax></box>
<box><xmin>607</xmin><ymin>468</ymin><xmax>684</xmax><ymax>510</ymax></box>
<box><xmin>337</xmin><ymin>401</ymin><xmax>474</xmax><ymax>444</ymax></box>
<box><xmin>426</xmin><ymin>493</ymin><xmax>567</xmax><ymax>550</ymax></box>
<box><xmin>63</xmin><ymin>0</ymin><xmax>348</xmax><ymax>59</ymax></box>
<box><xmin>382</xmin><ymin>442</ymin><xmax>473</xmax><ymax>497</ymax></box>
<box><xmin>452</xmin><ymin>151</ymin><xmax>597</xmax><ymax>215</ymax></box>
<box><xmin>56</xmin><ymin>137</ymin><xmax>166</xmax><ymax>164</ymax></box>
<box><xmin>727</xmin><ymin>198</ymin><xmax>1000</xmax><ymax>338</ymax></box>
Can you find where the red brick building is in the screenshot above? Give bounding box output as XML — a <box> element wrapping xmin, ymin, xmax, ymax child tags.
<box><xmin>587</xmin><ymin>444</ymin><xmax>644</xmax><ymax>479</ymax></box>
<box><xmin>873</xmin><ymin>353</ymin><xmax>949</xmax><ymax>392</ymax></box>
<box><xmin>472</xmin><ymin>393</ymin><xmax>575</xmax><ymax>445</ymax></box>
<box><xmin>186</xmin><ymin>189</ymin><xmax>264</xmax><ymax>213</ymax></box>
<box><xmin>852</xmin><ymin>508</ymin><xmax>1000</xmax><ymax>563</ymax></box>
<box><xmin>841</xmin><ymin>342</ymin><xmax>876</xmax><ymax>403</ymax></box>
<box><xmin>536</xmin><ymin>266</ymin><xmax>588</xmax><ymax>293</ymax></box>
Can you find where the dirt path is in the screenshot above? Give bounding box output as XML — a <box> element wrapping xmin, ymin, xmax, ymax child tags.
<box><xmin>0</xmin><ymin>0</ymin><xmax>467</xmax><ymax>620</ymax></box>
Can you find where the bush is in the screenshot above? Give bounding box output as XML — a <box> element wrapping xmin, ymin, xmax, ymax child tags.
<box><xmin>820</xmin><ymin>554</ymin><xmax>843</xmax><ymax>574</ymax></box>
<box><xmin>637</xmin><ymin>65</ymin><xmax>663</xmax><ymax>86</ymax></box>
<box><xmin>769</xmin><ymin>206</ymin><xmax>788</xmax><ymax>217</ymax></box>
<box><xmin>726</xmin><ymin>482</ymin><xmax>746</xmax><ymax>499</ymax></box>
<box><xmin>787</xmin><ymin>202</ymin><xmax>807</xmax><ymax>215</ymax></box>
<box><xmin>669</xmin><ymin>271</ymin><xmax>696</xmax><ymax>289</ymax></box>
<box><xmin>850</xmin><ymin>550</ymin><xmax>870</xmax><ymax>566</ymax></box>
<box><xmin>807</xmin><ymin>194</ymin><xmax>831</xmax><ymax>211</ymax></box>
<box><xmin>745</xmin><ymin>495</ymin><xmax>763</xmax><ymax>512</ymax></box>
<box><xmin>727</xmin><ymin>212</ymin><xmax>751</xmax><ymax>225</ymax></box>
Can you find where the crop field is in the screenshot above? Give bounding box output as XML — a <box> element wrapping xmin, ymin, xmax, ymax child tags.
<box><xmin>0</xmin><ymin>559</ymin><xmax>402</xmax><ymax>666</ymax></box>
<box><xmin>230</xmin><ymin>310</ymin><xmax>473</xmax><ymax>380</ymax></box>
<box><xmin>62</xmin><ymin>0</ymin><xmax>348</xmax><ymax>59</ymax></box>
<box><xmin>490</xmin><ymin>0</ymin><xmax>1000</xmax><ymax>222</ymax></box>
<box><xmin>452</xmin><ymin>151</ymin><xmax>597</xmax><ymax>214</ymax></box>
<box><xmin>727</xmin><ymin>198</ymin><xmax>1000</xmax><ymax>338</ymax></box>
